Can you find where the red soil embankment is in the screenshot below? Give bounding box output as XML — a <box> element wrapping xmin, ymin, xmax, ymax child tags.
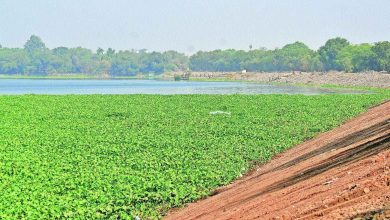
<box><xmin>166</xmin><ymin>101</ymin><xmax>390</xmax><ymax>220</ymax></box>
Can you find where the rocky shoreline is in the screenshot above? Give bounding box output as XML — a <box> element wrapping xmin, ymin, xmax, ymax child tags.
<box><xmin>186</xmin><ymin>71</ymin><xmax>390</xmax><ymax>88</ymax></box>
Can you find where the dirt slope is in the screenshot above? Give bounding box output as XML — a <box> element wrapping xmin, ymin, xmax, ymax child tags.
<box><xmin>166</xmin><ymin>101</ymin><xmax>390</xmax><ymax>220</ymax></box>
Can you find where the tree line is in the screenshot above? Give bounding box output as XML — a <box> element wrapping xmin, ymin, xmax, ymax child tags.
<box><xmin>0</xmin><ymin>35</ymin><xmax>389</xmax><ymax>76</ymax></box>
<box><xmin>0</xmin><ymin>35</ymin><xmax>188</xmax><ymax>76</ymax></box>
<box><xmin>190</xmin><ymin>38</ymin><xmax>390</xmax><ymax>73</ymax></box>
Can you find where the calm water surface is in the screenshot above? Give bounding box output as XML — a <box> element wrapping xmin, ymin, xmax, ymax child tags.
<box><xmin>0</xmin><ymin>79</ymin><xmax>370</xmax><ymax>95</ymax></box>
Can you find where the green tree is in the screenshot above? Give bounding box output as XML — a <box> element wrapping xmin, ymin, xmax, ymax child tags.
<box><xmin>69</xmin><ymin>47</ymin><xmax>95</xmax><ymax>73</ymax></box>
<box><xmin>0</xmin><ymin>48</ymin><xmax>30</xmax><ymax>74</ymax></box>
<box><xmin>275</xmin><ymin>42</ymin><xmax>314</xmax><ymax>71</ymax></box>
<box><xmin>96</xmin><ymin>48</ymin><xmax>104</xmax><ymax>61</ymax></box>
<box><xmin>189</xmin><ymin>49</ymin><xmax>246</xmax><ymax>72</ymax></box>
<box><xmin>22</xmin><ymin>35</ymin><xmax>55</xmax><ymax>75</ymax></box>
<box><xmin>318</xmin><ymin>37</ymin><xmax>350</xmax><ymax>71</ymax></box>
<box><xmin>240</xmin><ymin>49</ymin><xmax>273</xmax><ymax>72</ymax></box>
<box><xmin>52</xmin><ymin>47</ymin><xmax>73</xmax><ymax>73</ymax></box>
<box><xmin>336</xmin><ymin>44</ymin><xmax>374</xmax><ymax>72</ymax></box>
<box><xmin>97</xmin><ymin>48</ymin><xmax>104</xmax><ymax>55</ymax></box>
<box><xmin>162</xmin><ymin>50</ymin><xmax>188</xmax><ymax>72</ymax></box>
<box><xmin>106</xmin><ymin>48</ymin><xmax>115</xmax><ymax>58</ymax></box>
<box><xmin>371</xmin><ymin>41</ymin><xmax>390</xmax><ymax>72</ymax></box>
<box><xmin>24</xmin><ymin>35</ymin><xmax>47</xmax><ymax>54</ymax></box>
<box><xmin>110</xmin><ymin>50</ymin><xmax>140</xmax><ymax>76</ymax></box>
<box><xmin>308</xmin><ymin>54</ymin><xmax>324</xmax><ymax>72</ymax></box>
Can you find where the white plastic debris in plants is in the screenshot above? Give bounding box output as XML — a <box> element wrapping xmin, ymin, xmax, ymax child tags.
<box><xmin>209</xmin><ymin>111</ymin><xmax>231</xmax><ymax>116</ymax></box>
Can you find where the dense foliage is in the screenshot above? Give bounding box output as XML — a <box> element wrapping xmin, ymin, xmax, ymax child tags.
<box><xmin>0</xmin><ymin>35</ymin><xmax>389</xmax><ymax>76</ymax></box>
<box><xmin>190</xmin><ymin>38</ymin><xmax>390</xmax><ymax>73</ymax></box>
<box><xmin>0</xmin><ymin>94</ymin><xmax>388</xmax><ymax>219</ymax></box>
<box><xmin>0</xmin><ymin>35</ymin><xmax>188</xmax><ymax>76</ymax></box>
<box><xmin>0</xmin><ymin>35</ymin><xmax>390</xmax><ymax>76</ymax></box>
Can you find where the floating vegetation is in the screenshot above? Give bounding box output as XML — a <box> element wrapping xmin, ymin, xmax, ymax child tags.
<box><xmin>0</xmin><ymin>94</ymin><xmax>388</xmax><ymax>219</ymax></box>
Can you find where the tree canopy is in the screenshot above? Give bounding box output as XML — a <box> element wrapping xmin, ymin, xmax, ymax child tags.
<box><xmin>0</xmin><ymin>35</ymin><xmax>389</xmax><ymax>76</ymax></box>
<box><xmin>318</xmin><ymin>37</ymin><xmax>350</xmax><ymax>71</ymax></box>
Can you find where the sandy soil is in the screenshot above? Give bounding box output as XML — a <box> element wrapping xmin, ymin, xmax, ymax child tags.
<box><xmin>188</xmin><ymin>72</ymin><xmax>390</xmax><ymax>88</ymax></box>
<box><xmin>165</xmin><ymin>101</ymin><xmax>390</xmax><ymax>220</ymax></box>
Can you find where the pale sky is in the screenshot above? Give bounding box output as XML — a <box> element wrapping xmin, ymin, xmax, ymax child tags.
<box><xmin>1</xmin><ymin>0</ymin><xmax>389</xmax><ymax>53</ymax></box>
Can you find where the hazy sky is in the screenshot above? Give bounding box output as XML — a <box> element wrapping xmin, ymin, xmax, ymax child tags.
<box><xmin>1</xmin><ymin>0</ymin><xmax>389</xmax><ymax>53</ymax></box>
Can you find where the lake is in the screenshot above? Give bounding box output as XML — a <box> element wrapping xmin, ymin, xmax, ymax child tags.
<box><xmin>0</xmin><ymin>79</ymin><xmax>370</xmax><ymax>95</ymax></box>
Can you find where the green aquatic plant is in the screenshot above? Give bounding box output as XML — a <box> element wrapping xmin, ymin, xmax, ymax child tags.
<box><xmin>0</xmin><ymin>94</ymin><xmax>388</xmax><ymax>219</ymax></box>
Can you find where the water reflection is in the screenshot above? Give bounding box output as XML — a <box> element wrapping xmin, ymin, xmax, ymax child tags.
<box><xmin>0</xmin><ymin>79</ymin><xmax>371</xmax><ymax>95</ymax></box>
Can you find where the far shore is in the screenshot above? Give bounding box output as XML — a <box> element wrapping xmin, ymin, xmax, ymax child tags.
<box><xmin>0</xmin><ymin>74</ymin><xmax>140</xmax><ymax>80</ymax></box>
<box><xmin>167</xmin><ymin>71</ymin><xmax>390</xmax><ymax>88</ymax></box>
<box><xmin>1</xmin><ymin>71</ymin><xmax>389</xmax><ymax>88</ymax></box>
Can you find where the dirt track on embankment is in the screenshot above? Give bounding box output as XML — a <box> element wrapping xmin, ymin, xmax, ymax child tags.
<box><xmin>166</xmin><ymin>101</ymin><xmax>390</xmax><ymax>220</ymax></box>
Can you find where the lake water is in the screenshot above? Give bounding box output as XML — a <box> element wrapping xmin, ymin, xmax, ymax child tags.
<box><xmin>0</xmin><ymin>79</ymin><xmax>370</xmax><ymax>95</ymax></box>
